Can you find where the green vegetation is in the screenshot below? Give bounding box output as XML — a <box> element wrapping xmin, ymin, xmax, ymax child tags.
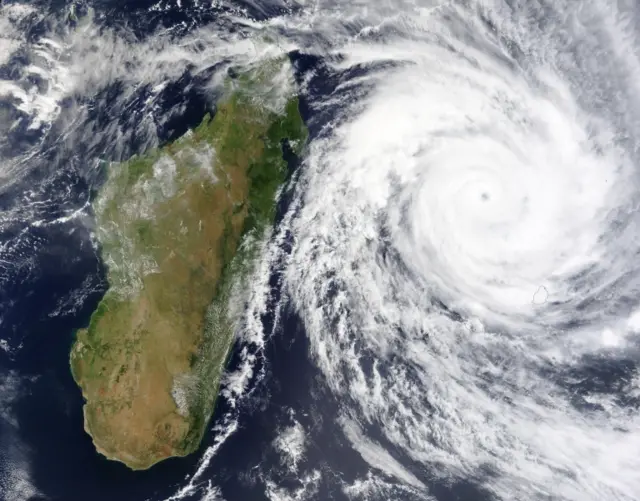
<box><xmin>70</xmin><ymin>60</ymin><xmax>307</xmax><ymax>470</ymax></box>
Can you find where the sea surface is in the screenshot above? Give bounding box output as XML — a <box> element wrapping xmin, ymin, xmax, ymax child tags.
<box><xmin>2</xmin><ymin>1</ymin><xmax>640</xmax><ymax>501</ymax></box>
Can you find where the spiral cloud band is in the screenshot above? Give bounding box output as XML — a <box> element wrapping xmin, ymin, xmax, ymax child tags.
<box><xmin>0</xmin><ymin>0</ymin><xmax>639</xmax><ymax>499</ymax></box>
<box><xmin>271</xmin><ymin>1</ymin><xmax>640</xmax><ymax>500</ymax></box>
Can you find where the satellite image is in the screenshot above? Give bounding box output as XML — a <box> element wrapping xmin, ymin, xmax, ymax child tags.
<box><xmin>0</xmin><ymin>1</ymin><xmax>639</xmax><ymax>501</ymax></box>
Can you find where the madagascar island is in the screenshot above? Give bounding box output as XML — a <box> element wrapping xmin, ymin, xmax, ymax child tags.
<box><xmin>70</xmin><ymin>59</ymin><xmax>307</xmax><ymax>470</ymax></box>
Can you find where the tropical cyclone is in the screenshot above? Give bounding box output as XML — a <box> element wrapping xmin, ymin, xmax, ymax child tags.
<box><xmin>270</xmin><ymin>1</ymin><xmax>640</xmax><ymax>499</ymax></box>
<box><xmin>70</xmin><ymin>60</ymin><xmax>307</xmax><ymax>470</ymax></box>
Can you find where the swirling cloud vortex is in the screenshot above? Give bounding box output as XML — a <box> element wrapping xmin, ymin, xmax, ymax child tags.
<box><xmin>278</xmin><ymin>2</ymin><xmax>640</xmax><ymax>500</ymax></box>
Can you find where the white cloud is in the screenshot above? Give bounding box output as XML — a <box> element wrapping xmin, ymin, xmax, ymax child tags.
<box><xmin>257</xmin><ymin>1</ymin><xmax>640</xmax><ymax>500</ymax></box>
<box><xmin>273</xmin><ymin>417</ymin><xmax>307</xmax><ymax>473</ymax></box>
<box><xmin>0</xmin><ymin>372</ymin><xmax>43</xmax><ymax>501</ymax></box>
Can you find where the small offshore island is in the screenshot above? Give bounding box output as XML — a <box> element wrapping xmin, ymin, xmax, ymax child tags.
<box><xmin>70</xmin><ymin>60</ymin><xmax>307</xmax><ymax>470</ymax></box>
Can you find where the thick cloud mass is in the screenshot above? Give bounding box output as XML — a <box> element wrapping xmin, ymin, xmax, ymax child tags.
<box><xmin>272</xmin><ymin>1</ymin><xmax>640</xmax><ymax>500</ymax></box>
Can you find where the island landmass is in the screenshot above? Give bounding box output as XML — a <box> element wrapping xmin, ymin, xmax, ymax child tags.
<box><xmin>70</xmin><ymin>60</ymin><xmax>307</xmax><ymax>470</ymax></box>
